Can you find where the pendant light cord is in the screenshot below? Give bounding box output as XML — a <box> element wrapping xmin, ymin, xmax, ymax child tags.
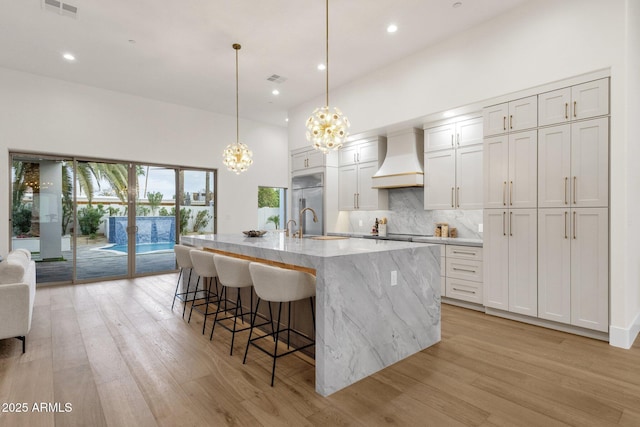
<box><xmin>233</xmin><ymin>43</ymin><xmax>241</xmax><ymax>144</ymax></box>
<box><xmin>325</xmin><ymin>0</ymin><xmax>329</xmax><ymax>107</ymax></box>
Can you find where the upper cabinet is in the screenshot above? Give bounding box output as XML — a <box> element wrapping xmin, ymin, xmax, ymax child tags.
<box><xmin>538</xmin><ymin>78</ymin><xmax>609</xmax><ymax>127</ymax></box>
<box><xmin>424</xmin><ymin>117</ymin><xmax>483</xmax><ymax>209</ymax></box>
<box><xmin>338</xmin><ymin>136</ymin><xmax>388</xmax><ymax>211</ymax></box>
<box><xmin>483</xmin><ymin>95</ymin><xmax>537</xmax><ymax>136</ymax></box>
<box><xmin>291</xmin><ymin>148</ymin><xmax>337</xmax><ymax>174</ymax></box>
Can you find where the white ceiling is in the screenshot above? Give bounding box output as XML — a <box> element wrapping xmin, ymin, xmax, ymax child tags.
<box><xmin>0</xmin><ymin>0</ymin><xmax>528</xmax><ymax>126</ymax></box>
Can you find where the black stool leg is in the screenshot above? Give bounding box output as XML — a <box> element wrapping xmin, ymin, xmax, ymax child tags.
<box><xmin>243</xmin><ymin>298</ymin><xmax>261</xmax><ymax>364</ymax></box>
<box><xmin>181</xmin><ymin>269</ymin><xmax>194</xmax><ymax>318</ymax></box>
<box><xmin>271</xmin><ymin>302</ymin><xmax>283</xmax><ymax>387</ymax></box>
<box><xmin>188</xmin><ymin>275</ymin><xmax>202</xmax><ymax>322</ymax></box>
<box><xmin>171</xmin><ymin>268</ymin><xmax>184</xmax><ymax>311</ymax></box>
<box><xmin>229</xmin><ymin>289</ymin><xmax>242</xmax><ymax>355</ymax></box>
<box><xmin>310</xmin><ymin>297</ymin><xmax>316</xmax><ymax>335</ymax></box>
<box><xmin>17</xmin><ymin>336</ymin><xmax>25</xmax><ymax>353</ymax></box>
<box><xmin>201</xmin><ymin>277</ymin><xmax>210</xmax><ymax>334</ymax></box>
<box><xmin>210</xmin><ymin>286</ymin><xmax>226</xmax><ymax>340</ymax></box>
<box><xmin>287</xmin><ymin>301</ymin><xmax>292</xmax><ymax>349</ymax></box>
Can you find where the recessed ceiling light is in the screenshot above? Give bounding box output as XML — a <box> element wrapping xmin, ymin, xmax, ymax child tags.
<box><xmin>285</xmin><ymin>118</ymin><xmax>289</xmax><ymax>122</ymax></box>
<box><xmin>62</xmin><ymin>52</ymin><xmax>76</xmax><ymax>61</ymax></box>
<box><xmin>272</xmin><ymin>89</ymin><xmax>280</xmax><ymax>95</ymax></box>
<box><xmin>387</xmin><ymin>24</ymin><xmax>398</xmax><ymax>33</ymax></box>
<box><xmin>317</xmin><ymin>63</ymin><xmax>326</xmax><ymax>71</ymax></box>
<box><xmin>452</xmin><ymin>2</ymin><xmax>462</xmax><ymax>8</ymax></box>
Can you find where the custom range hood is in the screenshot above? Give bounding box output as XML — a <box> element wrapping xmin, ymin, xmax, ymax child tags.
<box><xmin>372</xmin><ymin>128</ymin><xmax>424</xmax><ymax>188</ymax></box>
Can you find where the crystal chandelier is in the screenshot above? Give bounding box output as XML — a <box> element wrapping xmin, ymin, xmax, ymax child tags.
<box><xmin>305</xmin><ymin>0</ymin><xmax>350</xmax><ymax>153</ymax></box>
<box><xmin>223</xmin><ymin>43</ymin><xmax>253</xmax><ymax>174</ymax></box>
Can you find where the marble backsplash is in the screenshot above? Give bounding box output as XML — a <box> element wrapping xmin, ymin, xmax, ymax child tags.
<box><xmin>342</xmin><ymin>188</ymin><xmax>483</xmax><ymax>239</ymax></box>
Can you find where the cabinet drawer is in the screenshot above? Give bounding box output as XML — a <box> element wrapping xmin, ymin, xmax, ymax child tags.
<box><xmin>446</xmin><ymin>245</ymin><xmax>483</xmax><ymax>261</ymax></box>
<box><xmin>446</xmin><ymin>278</ymin><xmax>483</xmax><ymax>304</ymax></box>
<box><xmin>446</xmin><ymin>258</ymin><xmax>483</xmax><ymax>282</ymax></box>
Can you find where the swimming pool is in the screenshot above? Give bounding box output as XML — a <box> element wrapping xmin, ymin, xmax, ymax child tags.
<box><xmin>96</xmin><ymin>242</ymin><xmax>175</xmax><ymax>254</ymax></box>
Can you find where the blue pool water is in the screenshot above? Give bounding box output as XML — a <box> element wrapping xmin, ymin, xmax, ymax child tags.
<box><xmin>98</xmin><ymin>242</ymin><xmax>175</xmax><ymax>254</ymax></box>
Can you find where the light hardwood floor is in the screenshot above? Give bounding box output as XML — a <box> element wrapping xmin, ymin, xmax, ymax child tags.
<box><xmin>1</xmin><ymin>273</ymin><xmax>639</xmax><ymax>427</ymax></box>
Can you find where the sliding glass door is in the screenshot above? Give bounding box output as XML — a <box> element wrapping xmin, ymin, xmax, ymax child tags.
<box><xmin>10</xmin><ymin>152</ymin><xmax>216</xmax><ymax>284</ymax></box>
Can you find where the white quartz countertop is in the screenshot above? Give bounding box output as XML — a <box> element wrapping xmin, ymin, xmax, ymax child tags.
<box><xmin>181</xmin><ymin>233</ymin><xmax>433</xmax><ymax>258</ymax></box>
<box><xmin>327</xmin><ymin>232</ymin><xmax>483</xmax><ymax>247</ymax></box>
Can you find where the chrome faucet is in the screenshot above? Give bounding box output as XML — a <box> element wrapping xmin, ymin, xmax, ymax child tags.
<box><xmin>297</xmin><ymin>207</ymin><xmax>318</xmax><ymax>239</ymax></box>
<box><xmin>286</xmin><ymin>219</ymin><xmax>297</xmax><ymax>237</ymax></box>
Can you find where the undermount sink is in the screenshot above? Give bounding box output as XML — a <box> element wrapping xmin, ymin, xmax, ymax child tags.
<box><xmin>309</xmin><ymin>236</ymin><xmax>350</xmax><ymax>240</ymax></box>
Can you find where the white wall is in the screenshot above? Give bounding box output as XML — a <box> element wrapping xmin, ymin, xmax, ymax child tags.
<box><xmin>288</xmin><ymin>0</ymin><xmax>638</xmax><ymax>343</ymax></box>
<box><xmin>0</xmin><ymin>67</ymin><xmax>289</xmax><ymax>255</ymax></box>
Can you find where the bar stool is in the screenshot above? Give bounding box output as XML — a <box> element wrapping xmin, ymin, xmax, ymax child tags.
<box><xmin>171</xmin><ymin>244</ymin><xmax>199</xmax><ymax>318</ymax></box>
<box><xmin>211</xmin><ymin>254</ymin><xmax>271</xmax><ymax>355</ymax></box>
<box><xmin>188</xmin><ymin>249</ymin><xmax>220</xmax><ymax>334</ymax></box>
<box><xmin>244</xmin><ymin>262</ymin><xmax>316</xmax><ymax>387</ymax></box>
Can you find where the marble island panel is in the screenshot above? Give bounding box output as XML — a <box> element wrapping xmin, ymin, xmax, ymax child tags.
<box><xmin>182</xmin><ymin>233</ymin><xmax>441</xmax><ymax>396</ymax></box>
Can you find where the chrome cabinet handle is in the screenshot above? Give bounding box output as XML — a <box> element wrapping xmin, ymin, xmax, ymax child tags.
<box><xmin>574</xmin><ymin>101</ymin><xmax>577</xmax><ymax>118</ymax></box>
<box><xmin>503</xmin><ymin>181</ymin><xmax>507</xmax><ymax>206</ymax></box>
<box><xmin>456</xmin><ymin>187</ymin><xmax>460</xmax><ymax>208</ymax></box>
<box><xmin>573</xmin><ymin>211</ymin><xmax>577</xmax><ymax>239</ymax></box>
<box><xmin>565</xmin><ymin>102</ymin><xmax>568</xmax><ymax>119</ymax></box>
<box><xmin>503</xmin><ymin>116</ymin><xmax>506</xmax><ymax>131</ymax></box>
<box><xmin>564</xmin><ymin>177</ymin><xmax>568</xmax><ymax>205</ymax></box>
<box><xmin>451</xmin><ymin>134</ymin><xmax>454</xmax><ymax>147</ymax></box>
<box><xmin>451</xmin><ymin>187</ymin><xmax>455</xmax><ymax>208</ymax></box>
<box><xmin>502</xmin><ymin>211</ymin><xmax>506</xmax><ymax>236</ymax></box>
<box><xmin>573</xmin><ymin>176</ymin><xmax>577</xmax><ymax>204</ymax></box>
<box><xmin>457</xmin><ymin>134</ymin><xmax>460</xmax><ymax>146</ymax></box>
<box><xmin>564</xmin><ymin>211</ymin><xmax>568</xmax><ymax>239</ymax></box>
<box><xmin>357</xmin><ymin>193</ymin><xmax>360</xmax><ymax>209</ymax></box>
<box><xmin>357</xmin><ymin>153</ymin><xmax>360</xmax><ymax>162</ymax></box>
<box><xmin>509</xmin><ymin>211</ymin><xmax>513</xmax><ymax>236</ymax></box>
<box><xmin>452</xmin><ymin>287</ymin><xmax>476</xmax><ymax>294</ymax></box>
<box><xmin>509</xmin><ymin>180</ymin><xmax>514</xmax><ymax>205</ymax></box>
<box><xmin>353</xmin><ymin>153</ymin><xmax>356</xmax><ymax>163</ymax></box>
<box><xmin>452</xmin><ymin>250</ymin><xmax>476</xmax><ymax>256</ymax></box>
<box><xmin>453</xmin><ymin>267</ymin><xmax>477</xmax><ymax>273</ymax></box>
<box><xmin>353</xmin><ymin>193</ymin><xmax>356</xmax><ymax>209</ymax></box>
<box><xmin>509</xmin><ymin>115</ymin><xmax>513</xmax><ymax>130</ymax></box>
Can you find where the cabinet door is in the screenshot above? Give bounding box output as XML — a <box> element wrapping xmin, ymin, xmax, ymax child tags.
<box><xmin>483</xmin><ymin>210</ymin><xmax>509</xmax><ymax>310</ymax></box>
<box><xmin>483</xmin><ymin>103</ymin><xmax>509</xmax><ymax>136</ymax></box>
<box><xmin>456</xmin><ymin>144</ymin><xmax>483</xmax><ymax>209</ymax></box>
<box><xmin>508</xmin><ymin>96</ymin><xmax>537</xmax><ymax>132</ymax></box>
<box><xmin>572</xmin><ymin>78</ymin><xmax>609</xmax><ymax>120</ymax></box>
<box><xmin>571</xmin><ymin>118</ymin><xmax>609</xmax><ymax>207</ymax></box>
<box><xmin>358</xmin><ymin>140</ymin><xmax>379</xmax><ymax>164</ymax></box>
<box><xmin>357</xmin><ymin>161</ymin><xmax>386</xmax><ymax>210</ymax></box>
<box><xmin>306</xmin><ymin>149</ymin><xmax>326</xmax><ymax>169</ymax></box>
<box><xmin>425</xmin><ymin>149</ymin><xmax>455</xmax><ymax>209</ymax></box>
<box><xmin>425</xmin><ymin>124</ymin><xmax>455</xmax><ymax>152</ymax></box>
<box><xmin>456</xmin><ymin>117</ymin><xmax>483</xmax><ymax>148</ymax></box>
<box><xmin>339</xmin><ymin>144</ymin><xmax>359</xmax><ymax>166</ymax></box>
<box><xmin>538</xmin><ymin>87</ymin><xmax>571</xmax><ymax>126</ymax></box>
<box><xmin>571</xmin><ymin>208</ymin><xmax>608</xmax><ymax>332</ymax></box>
<box><xmin>508</xmin><ymin>130</ymin><xmax>537</xmax><ymax>208</ymax></box>
<box><xmin>483</xmin><ymin>135</ymin><xmax>509</xmax><ymax>208</ymax></box>
<box><xmin>338</xmin><ymin>165</ymin><xmax>358</xmax><ymax>210</ymax></box>
<box><xmin>538</xmin><ymin>125</ymin><xmax>571</xmax><ymax>208</ymax></box>
<box><xmin>507</xmin><ymin>209</ymin><xmax>537</xmax><ymax>316</ymax></box>
<box><xmin>292</xmin><ymin>152</ymin><xmax>308</xmax><ymax>171</ymax></box>
<box><xmin>538</xmin><ymin>209</ymin><xmax>571</xmax><ymax>324</ymax></box>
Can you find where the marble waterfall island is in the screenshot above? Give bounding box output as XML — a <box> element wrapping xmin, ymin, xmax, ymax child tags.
<box><xmin>182</xmin><ymin>233</ymin><xmax>441</xmax><ymax>396</ymax></box>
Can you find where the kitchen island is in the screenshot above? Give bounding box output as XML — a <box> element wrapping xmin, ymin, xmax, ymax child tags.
<box><xmin>182</xmin><ymin>233</ymin><xmax>441</xmax><ymax>396</ymax></box>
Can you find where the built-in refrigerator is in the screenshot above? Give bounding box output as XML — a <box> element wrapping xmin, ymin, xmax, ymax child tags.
<box><xmin>292</xmin><ymin>173</ymin><xmax>324</xmax><ymax>237</ymax></box>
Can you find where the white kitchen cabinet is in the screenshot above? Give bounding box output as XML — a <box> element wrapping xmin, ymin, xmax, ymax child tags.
<box><xmin>483</xmin><ymin>208</ymin><xmax>537</xmax><ymax>316</ymax></box>
<box><xmin>443</xmin><ymin>245</ymin><xmax>483</xmax><ymax>305</ymax></box>
<box><xmin>538</xmin><ymin>78</ymin><xmax>609</xmax><ymax>126</ymax></box>
<box><xmin>538</xmin><ymin>118</ymin><xmax>608</xmax><ymax>208</ymax></box>
<box><xmin>291</xmin><ymin>148</ymin><xmax>332</xmax><ymax>173</ymax></box>
<box><xmin>570</xmin><ymin>208</ymin><xmax>609</xmax><ymax>332</ymax></box>
<box><xmin>483</xmin><ymin>130</ymin><xmax>537</xmax><ymax>209</ymax></box>
<box><xmin>483</xmin><ymin>96</ymin><xmax>537</xmax><ymax>136</ymax></box>
<box><xmin>338</xmin><ymin>137</ymin><xmax>387</xmax><ymax>210</ymax></box>
<box><xmin>424</xmin><ymin>117</ymin><xmax>483</xmax><ymax>209</ymax></box>
<box><xmin>538</xmin><ymin>208</ymin><xmax>609</xmax><ymax>332</ymax></box>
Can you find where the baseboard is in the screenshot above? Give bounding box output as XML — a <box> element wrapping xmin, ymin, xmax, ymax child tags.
<box><xmin>442</xmin><ymin>297</ymin><xmax>484</xmax><ymax>312</ymax></box>
<box><xmin>609</xmin><ymin>311</ymin><xmax>640</xmax><ymax>349</ymax></box>
<box><xmin>484</xmin><ymin>307</ymin><xmax>609</xmax><ymax>342</ymax></box>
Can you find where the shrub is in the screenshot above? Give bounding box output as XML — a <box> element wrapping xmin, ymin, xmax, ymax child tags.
<box><xmin>12</xmin><ymin>204</ymin><xmax>32</xmax><ymax>235</ymax></box>
<box><xmin>192</xmin><ymin>210</ymin><xmax>211</xmax><ymax>233</ymax></box>
<box><xmin>77</xmin><ymin>204</ymin><xmax>106</xmax><ymax>236</ymax></box>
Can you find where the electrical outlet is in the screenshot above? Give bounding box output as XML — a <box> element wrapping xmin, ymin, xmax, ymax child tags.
<box><xmin>478</xmin><ymin>223</ymin><xmax>483</xmax><ymax>233</ymax></box>
<box><xmin>391</xmin><ymin>270</ymin><xmax>398</xmax><ymax>286</ymax></box>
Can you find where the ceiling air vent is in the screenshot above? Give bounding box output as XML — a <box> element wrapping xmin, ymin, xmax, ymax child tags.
<box><xmin>266</xmin><ymin>74</ymin><xmax>288</xmax><ymax>84</ymax></box>
<box><xmin>42</xmin><ymin>0</ymin><xmax>78</xmax><ymax>18</ymax></box>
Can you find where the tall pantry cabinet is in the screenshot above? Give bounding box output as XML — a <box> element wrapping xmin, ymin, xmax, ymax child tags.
<box><xmin>483</xmin><ymin>77</ymin><xmax>610</xmax><ymax>333</ymax></box>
